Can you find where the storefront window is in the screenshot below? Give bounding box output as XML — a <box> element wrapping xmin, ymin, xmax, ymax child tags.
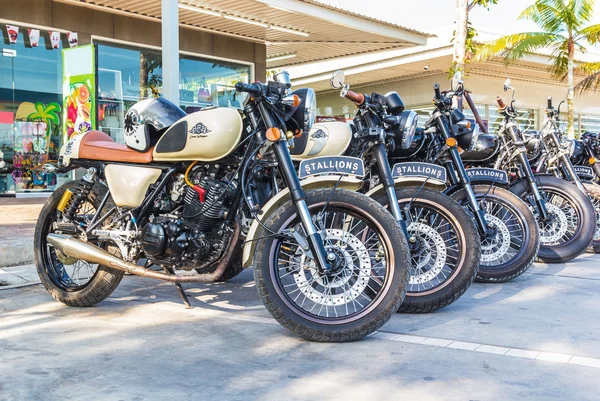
<box><xmin>0</xmin><ymin>27</ymin><xmax>67</xmax><ymax>194</ymax></box>
<box><xmin>96</xmin><ymin>42</ymin><xmax>251</xmax><ymax>143</ymax></box>
<box><xmin>581</xmin><ymin>114</ymin><xmax>600</xmax><ymax>134</ymax></box>
<box><xmin>489</xmin><ymin>107</ymin><xmax>537</xmax><ymax>133</ymax></box>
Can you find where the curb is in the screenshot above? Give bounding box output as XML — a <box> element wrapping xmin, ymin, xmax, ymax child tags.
<box><xmin>0</xmin><ymin>238</ymin><xmax>34</xmax><ymax>268</ymax></box>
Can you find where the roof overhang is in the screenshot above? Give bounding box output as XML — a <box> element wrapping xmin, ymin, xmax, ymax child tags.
<box><xmin>54</xmin><ymin>0</ymin><xmax>432</xmax><ymax>68</ymax></box>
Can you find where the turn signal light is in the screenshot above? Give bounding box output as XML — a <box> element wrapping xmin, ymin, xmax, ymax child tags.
<box><xmin>266</xmin><ymin>127</ymin><xmax>282</xmax><ymax>141</ymax></box>
<box><xmin>590</xmin><ymin>157</ymin><xmax>597</xmax><ymax>165</ymax></box>
<box><xmin>446</xmin><ymin>138</ymin><xmax>458</xmax><ymax>147</ymax></box>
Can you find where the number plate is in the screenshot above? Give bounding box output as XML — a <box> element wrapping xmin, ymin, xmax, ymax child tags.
<box><xmin>392</xmin><ymin>162</ymin><xmax>447</xmax><ymax>183</ymax></box>
<box><xmin>298</xmin><ymin>156</ymin><xmax>365</xmax><ymax>179</ymax></box>
<box><xmin>466</xmin><ymin>168</ymin><xmax>509</xmax><ymax>184</ymax></box>
<box><xmin>574</xmin><ymin>166</ymin><xmax>595</xmax><ymax>179</ymax></box>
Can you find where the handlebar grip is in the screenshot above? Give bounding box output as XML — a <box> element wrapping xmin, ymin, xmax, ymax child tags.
<box><xmin>345</xmin><ymin>90</ymin><xmax>365</xmax><ymax>105</ymax></box>
<box><xmin>547</xmin><ymin>96</ymin><xmax>553</xmax><ymax>109</ymax></box>
<box><xmin>496</xmin><ymin>95</ymin><xmax>506</xmax><ymax>109</ymax></box>
<box><xmin>235</xmin><ymin>81</ymin><xmax>262</xmax><ymax>97</ymax></box>
<box><xmin>433</xmin><ymin>84</ymin><xmax>441</xmax><ymax>100</ymax></box>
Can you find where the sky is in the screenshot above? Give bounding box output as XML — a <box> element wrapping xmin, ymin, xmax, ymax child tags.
<box><xmin>319</xmin><ymin>0</ymin><xmax>600</xmax><ymax>36</ymax></box>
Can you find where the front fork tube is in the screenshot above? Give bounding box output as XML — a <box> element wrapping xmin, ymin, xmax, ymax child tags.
<box><xmin>272</xmin><ymin>141</ymin><xmax>332</xmax><ymax>272</ymax></box>
<box><xmin>561</xmin><ymin>154</ymin><xmax>587</xmax><ymax>193</ymax></box>
<box><xmin>447</xmin><ymin>149</ymin><xmax>490</xmax><ymax>236</ymax></box>
<box><xmin>373</xmin><ymin>143</ymin><xmax>410</xmax><ymax>238</ymax></box>
<box><xmin>516</xmin><ymin>151</ymin><xmax>549</xmax><ymax>220</ymax></box>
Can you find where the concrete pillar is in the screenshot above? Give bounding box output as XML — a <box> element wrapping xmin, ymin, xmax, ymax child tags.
<box><xmin>161</xmin><ymin>0</ymin><xmax>179</xmax><ymax>103</ymax></box>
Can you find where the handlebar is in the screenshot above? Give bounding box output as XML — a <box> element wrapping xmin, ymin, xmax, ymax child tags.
<box><xmin>344</xmin><ymin>89</ymin><xmax>365</xmax><ymax>105</ymax></box>
<box><xmin>235</xmin><ymin>81</ymin><xmax>262</xmax><ymax>97</ymax></box>
<box><xmin>547</xmin><ymin>96</ymin><xmax>553</xmax><ymax>109</ymax></box>
<box><xmin>495</xmin><ymin>95</ymin><xmax>506</xmax><ymax>109</ymax></box>
<box><xmin>433</xmin><ymin>84</ymin><xmax>442</xmax><ymax>100</ymax></box>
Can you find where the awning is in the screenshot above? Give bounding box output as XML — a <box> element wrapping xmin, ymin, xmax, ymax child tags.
<box><xmin>54</xmin><ymin>0</ymin><xmax>432</xmax><ymax>68</ymax></box>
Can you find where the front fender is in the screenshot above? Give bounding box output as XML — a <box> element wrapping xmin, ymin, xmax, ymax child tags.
<box><xmin>443</xmin><ymin>178</ymin><xmax>509</xmax><ymax>197</ymax></box>
<box><xmin>241</xmin><ymin>175</ymin><xmax>363</xmax><ymax>268</ymax></box>
<box><xmin>364</xmin><ymin>177</ymin><xmax>446</xmax><ymax>199</ymax></box>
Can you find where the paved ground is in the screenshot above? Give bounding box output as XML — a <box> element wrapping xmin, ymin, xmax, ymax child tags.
<box><xmin>1</xmin><ymin>254</ymin><xmax>599</xmax><ymax>401</ymax></box>
<box><xmin>0</xmin><ymin>197</ymin><xmax>44</xmax><ymax>267</ymax></box>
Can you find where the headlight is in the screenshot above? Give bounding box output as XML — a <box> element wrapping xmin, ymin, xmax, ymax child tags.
<box><xmin>455</xmin><ymin>120</ymin><xmax>479</xmax><ymax>151</ymax></box>
<box><xmin>288</xmin><ymin>88</ymin><xmax>317</xmax><ymax>135</ymax></box>
<box><xmin>394</xmin><ymin>110</ymin><xmax>418</xmax><ymax>149</ymax></box>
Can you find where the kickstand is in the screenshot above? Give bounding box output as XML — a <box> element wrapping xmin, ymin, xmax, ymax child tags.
<box><xmin>163</xmin><ymin>266</ymin><xmax>194</xmax><ymax>309</ymax></box>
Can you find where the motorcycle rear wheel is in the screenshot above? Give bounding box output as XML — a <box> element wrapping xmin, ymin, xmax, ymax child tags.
<box><xmin>253</xmin><ymin>188</ymin><xmax>410</xmax><ymax>342</ymax></box>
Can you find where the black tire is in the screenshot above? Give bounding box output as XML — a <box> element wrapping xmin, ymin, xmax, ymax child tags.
<box><xmin>582</xmin><ymin>182</ymin><xmax>600</xmax><ymax>253</ymax></box>
<box><xmin>374</xmin><ymin>187</ymin><xmax>480</xmax><ymax>313</ymax></box>
<box><xmin>450</xmin><ymin>185</ymin><xmax>539</xmax><ymax>283</ymax></box>
<box><xmin>253</xmin><ymin>189</ymin><xmax>410</xmax><ymax>342</ymax></box>
<box><xmin>34</xmin><ymin>181</ymin><xmax>124</xmax><ymax>307</ymax></box>
<box><xmin>510</xmin><ymin>175</ymin><xmax>596</xmax><ymax>263</ymax></box>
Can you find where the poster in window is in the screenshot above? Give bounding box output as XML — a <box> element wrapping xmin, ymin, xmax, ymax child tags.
<box><xmin>27</xmin><ymin>29</ymin><xmax>40</xmax><ymax>47</ymax></box>
<box><xmin>6</xmin><ymin>25</ymin><xmax>19</xmax><ymax>43</ymax></box>
<box><xmin>62</xmin><ymin>45</ymin><xmax>96</xmax><ymax>141</ymax></box>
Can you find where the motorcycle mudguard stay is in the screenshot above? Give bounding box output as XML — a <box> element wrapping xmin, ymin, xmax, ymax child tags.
<box><xmin>241</xmin><ymin>175</ymin><xmax>364</xmax><ymax>268</ymax></box>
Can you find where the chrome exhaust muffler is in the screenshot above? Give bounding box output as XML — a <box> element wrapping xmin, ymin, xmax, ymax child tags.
<box><xmin>46</xmin><ymin>224</ymin><xmax>240</xmax><ymax>283</ymax></box>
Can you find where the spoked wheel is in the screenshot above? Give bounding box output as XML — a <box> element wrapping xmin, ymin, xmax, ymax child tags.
<box><xmin>511</xmin><ymin>175</ymin><xmax>595</xmax><ymax>263</ymax></box>
<box><xmin>582</xmin><ymin>182</ymin><xmax>600</xmax><ymax>253</ymax></box>
<box><xmin>254</xmin><ymin>189</ymin><xmax>410</xmax><ymax>342</ymax></box>
<box><xmin>375</xmin><ymin>188</ymin><xmax>479</xmax><ymax>313</ymax></box>
<box><xmin>451</xmin><ymin>185</ymin><xmax>539</xmax><ymax>282</ymax></box>
<box><xmin>34</xmin><ymin>181</ymin><xmax>124</xmax><ymax>306</ymax></box>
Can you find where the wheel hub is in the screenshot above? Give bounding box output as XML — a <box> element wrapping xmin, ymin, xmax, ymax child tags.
<box><xmin>534</xmin><ymin>203</ymin><xmax>569</xmax><ymax>244</ymax></box>
<box><xmin>480</xmin><ymin>214</ymin><xmax>511</xmax><ymax>262</ymax></box>
<box><xmin>407</xmin><ymin>222</ymin><xmax>447</xmax><ymax>284</ymax></box>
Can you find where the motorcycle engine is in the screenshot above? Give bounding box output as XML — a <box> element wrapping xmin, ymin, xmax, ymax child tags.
<box><xmin>140</xmin><ymin>172</ymin><xmax>235</xmax><ymax>270</ymax></box>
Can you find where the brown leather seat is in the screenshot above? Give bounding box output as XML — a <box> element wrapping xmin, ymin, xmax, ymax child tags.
<box><xmin>78</xmin><ymin>131</ymin><xmax>154</xmax><ymax>164</ymax></box>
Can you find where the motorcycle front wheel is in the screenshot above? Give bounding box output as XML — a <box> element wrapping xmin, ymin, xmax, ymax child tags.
<box><xmin>511</xmin><ymin>175</ymin><xmax>595</xmax><ymax>263</ymax></box>
<box><xmin>450</xmin><ymin>185</ymin><xmax>540</xmax><ymax>283</ymax></box>
<box><xmin>582</xmin><ymin>182</ymin><xmax>600</xmax><ymax>253</ymax></box>
<box><xmin>374</xmin><ymin>188</ymin><xmax>480</xmax><ymax>313</ymax></box>
<box><xmin>253</xmin><ymin>188</ymin><xmax>410</xmax><ymax>342</ymax></box>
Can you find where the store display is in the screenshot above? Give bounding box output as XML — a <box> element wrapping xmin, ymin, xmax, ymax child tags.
<box><xmin>6</xmin><ymin>25</ymin><xmax>19</xmax><ymax>43</ymax></box>
<box><xmin>27</xmin><ymin>29</ymin><xmax>40</xmax><ymax>47</ymax></box>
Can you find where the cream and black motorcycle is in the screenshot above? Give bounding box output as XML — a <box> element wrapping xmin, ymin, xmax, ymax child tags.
<box><xmin>34</xmin><ymin>74</ymin><xmax>411</xmax><ymax>342</ymax></box>
<box><xmin>300</xmin><ymin>70</ymin><xmax>479</xmax><ymax>314</ymax></box>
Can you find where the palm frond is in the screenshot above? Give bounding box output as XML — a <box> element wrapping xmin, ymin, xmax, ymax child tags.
<box><xmin>570</xmin><ymin>0</ymin><xmax>595</xmax><ymax>28</ymax></box>
<box><xmin>474</xmin><ymin>32</ymin><xmax>563</xmax><ymax>63</ymax></box>
<box><xmin>574</xmin><ymin>61</ymin><xmax>600</xmax><ymax>94</ymax></box>
<box><xmin>519</xmin><ymin>1</ymin><xmax>564</xmax><ymax>33</ymax></box>
<box><xmin>577</xmin><ymin>23</ymin><xmax>600</xmax><ymax>44</ymax></box>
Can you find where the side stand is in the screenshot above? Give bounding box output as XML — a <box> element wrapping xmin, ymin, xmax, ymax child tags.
<box><xmin>163</xmin><ymin>266</ymin><xmax>194</xmax><ymax>309</ymax></box>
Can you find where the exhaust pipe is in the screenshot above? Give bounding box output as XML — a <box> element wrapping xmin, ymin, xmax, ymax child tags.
<box><xmin>46</xmin><ymin>222</ymin><xmax>240</xmax><ymax>283</ymax></box>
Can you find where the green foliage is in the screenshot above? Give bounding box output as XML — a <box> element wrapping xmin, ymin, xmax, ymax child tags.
<box><xmin>27</xmin><ymin>102</ymin><xmax>62</xmax><ymax>137</ymax></box>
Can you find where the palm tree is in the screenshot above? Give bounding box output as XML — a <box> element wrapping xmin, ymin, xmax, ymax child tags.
<box><xmin>475</xmin><ymin>0</ymin><xmax>600</xmax><ymax>138</ymax></box>
<box><xmin>27</xmin><ymin>102</ymin><xmax>62</xmax><ymax>153</ymax></box>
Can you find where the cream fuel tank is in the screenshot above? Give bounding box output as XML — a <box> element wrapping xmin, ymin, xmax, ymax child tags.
<box><xmin>290</xmin><ymin>122</ymin><xmax>353</xmax><ymax>160</ymax></box>
<box><xmin>152</xmin><ymin>107</ymin><xmax>243</xmax><ymax>162</ymax></box>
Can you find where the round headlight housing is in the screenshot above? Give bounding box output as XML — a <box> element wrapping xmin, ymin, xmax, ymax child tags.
<box><xmin>289</xmin><ymin>88</ymin><xmax>317</xmax><ymax>135</ymax></box>
<box><xmin>394</xmin><ymin>110</ymin><xmax>419</xmax><ymax>149</ymax></box>
<box><xmin>455</xmin><ymin>121</ymin><xmax>480</xmax><ymax>151</ymax></box>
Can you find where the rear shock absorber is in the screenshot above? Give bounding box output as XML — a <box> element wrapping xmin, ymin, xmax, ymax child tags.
<box><xmin>62</xmin><ymin>168</ymin><xmax>97</xmax><ymax>221</ymax></box>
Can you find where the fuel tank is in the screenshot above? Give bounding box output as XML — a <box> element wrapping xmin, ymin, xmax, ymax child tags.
<box><xmin>290</xmin><ymin>122</ymin><xmax>352</xmax><ymax>160</ymax></box>
<box><xmin>152</xmin><ymin>107</ymin><xmax>243</xmax><ymax>162</ymax></box>
<box><xmin>460</xmin><ymin>134</ymin><xmax>499</xmax><ymax>163</ymax></box>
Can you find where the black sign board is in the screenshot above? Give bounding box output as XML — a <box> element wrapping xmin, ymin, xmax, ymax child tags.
<box><xmin>574</xmin><ymin>166</ymin><xmax>595</xmax><ymax>180</ymax></box>
<box><xmin>299</xmin><ymin>156</ymin><xmax>365</xmax><ymax>179</ymax></box>
<box><xmin>391</xmin><ymin>162</ymin><xmax>447</xmax><ymax>183</ymax></box>
<box><xmin>466</xmin><ymin>168</ymin><xmax>509</xmax><ymax>184</ymax></box>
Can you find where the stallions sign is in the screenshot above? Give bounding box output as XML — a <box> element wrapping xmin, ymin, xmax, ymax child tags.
<box><xmin>392</xmin><ymin>162</ymin><xmax>447</xmax><ymax>184</ymax></box>
<box><xmin>574</xmin><ymin>166</ymin><xmax>595</xmax><ymax>180</ymax></box>
<box><xmin>299</xmin><ymin>156</ymin><xmax>365</xmax><ymax>178</ymax></box>
<box><xmin>466</xmin><ymin>168</ymin><xmax>509</xmax><ymax>184</ymax></box>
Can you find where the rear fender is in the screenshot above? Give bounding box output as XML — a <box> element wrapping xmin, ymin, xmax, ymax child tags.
<box><xmin>241</xmin><ymin>175</ymin><xmax>364</xmax><ymax>268</ymax></box>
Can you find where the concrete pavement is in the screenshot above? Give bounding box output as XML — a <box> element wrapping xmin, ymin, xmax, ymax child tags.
<box><xmin>1</xmin><ymin>254</ymin><xmax>599</xmax><ymax>401</ymax></box>
<box><xmin>0</xmin><ymin>197</ymin><xmax>44</xmax><ymax>267</ymax></box>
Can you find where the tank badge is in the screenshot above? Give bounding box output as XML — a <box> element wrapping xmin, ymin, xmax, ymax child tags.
<box><xmin>307</xmin><ymin>128</ymin><xmax>329</xmax><ymax>156</ymax></box>
<box><xmin>189</xmin><ymin>122</ymin><xmax>211</xmax><ymax>138</ymax></box>
<box><xmin>64</xmin><ymin>140</ymin><xmax>75</xmax><ymax>155</ymax></box>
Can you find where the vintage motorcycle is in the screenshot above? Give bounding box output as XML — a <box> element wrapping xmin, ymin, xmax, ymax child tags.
<box><xmin>388</xmin><ymin>74</ymin><xmax>539</xmax><ymax>282</ymax></box>
<box><xmin>306</xmin><ymin>70</ymin><xmax>479</xmax><ymax>313</ymax></box>
<box><xmin>461</xmin><ymin>80</ymin><xmax>595</xmax><ymax>262</ymax></box>
<box><xmin>571</xmin><ymin>131</ymin><xmax>600</xmax><ymax>181</ymax></box>
<box><xmin>524</xmin><ymin>97</ymin><xmax>600</xmax><ymax>253</ymax></box>
<box><xmin>34</xmin><ymin>73</ymin><xmax>411</xmax><ymax>342</ymax></box>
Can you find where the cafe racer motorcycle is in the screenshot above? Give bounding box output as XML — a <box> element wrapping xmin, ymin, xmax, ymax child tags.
<box><xmin>34</xmin><ymin>74</ymin><xmax>411</xmax><ymax>342</ymax></box>
<box><xmin>309</xmin><ymin>70</ymin><xmax>479</xmax><ymax>313</ymax></box>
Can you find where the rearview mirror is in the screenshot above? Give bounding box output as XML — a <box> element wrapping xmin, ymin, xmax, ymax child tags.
<box><xmin>503</xmin><ymin>78</ymin><xmax>511</xmax><ymax>92</ymax></box>
<box><xmin>331</xmin><ymin>70</ymin><xmax>345</xmax><ymax>89</ymax></box>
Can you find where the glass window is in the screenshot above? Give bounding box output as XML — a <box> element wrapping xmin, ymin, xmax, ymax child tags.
<box><xmin>558</xmin><ymin>113</ymin><xmax>580</xmax><ymax>135</ymax></box>
<box><xmin>179</xmin><ymin>55</ymin><xmax>250</xmax><ymax>113</ymax></box>
<box><xmin>581</xmin><ymin>114</ymin><xmax>600</xmax><ymax>134</ymax></box>
<box><xmin>489</xmin><ymin>107</ymin><xmax>537</xmax><ymax>133</ymax></box>
<box><xmin>0</xmin><ymin>28</ymin><xmax>67</xmax><ymax>194</ymax></box>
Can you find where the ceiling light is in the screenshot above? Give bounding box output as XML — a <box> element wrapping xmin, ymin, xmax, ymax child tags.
<box><xmin>224</xmin><ymin>15</ymin><xmax>268</xmax><ymax>28</ymax></box>
<box><xmin>178</xmin><ymin>3</ymin><xmax>222</xmax><ymax>17</ymax></box>
<box><xmin>270</xmin><ymin>26</ymin><xmax>309</xmax><ymax>37</ymax></box>
<box><xmin>267</xmin><ymin>53</ymin><xmax>297</xmax><ymax>62</ymax></box>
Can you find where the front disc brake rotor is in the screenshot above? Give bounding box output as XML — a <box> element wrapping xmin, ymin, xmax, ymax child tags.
<box><xmin>480</xmin><ymin>214</ymin><xmax>511</xmax><ymax>262</ymax></box>
<box><xmin>535</xmin><ymin>203</ymin><xmax>569</xmax><ymax>244</ymax></box>
<box><xmin>407</xmin><ymin>222</ymin><xmax>447</xmax><ymax>284</ymax></box>
<box><xmin>293</xmin><ymin>228</ymin><xmax>371</xmax><ymax>306</ymax></box>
